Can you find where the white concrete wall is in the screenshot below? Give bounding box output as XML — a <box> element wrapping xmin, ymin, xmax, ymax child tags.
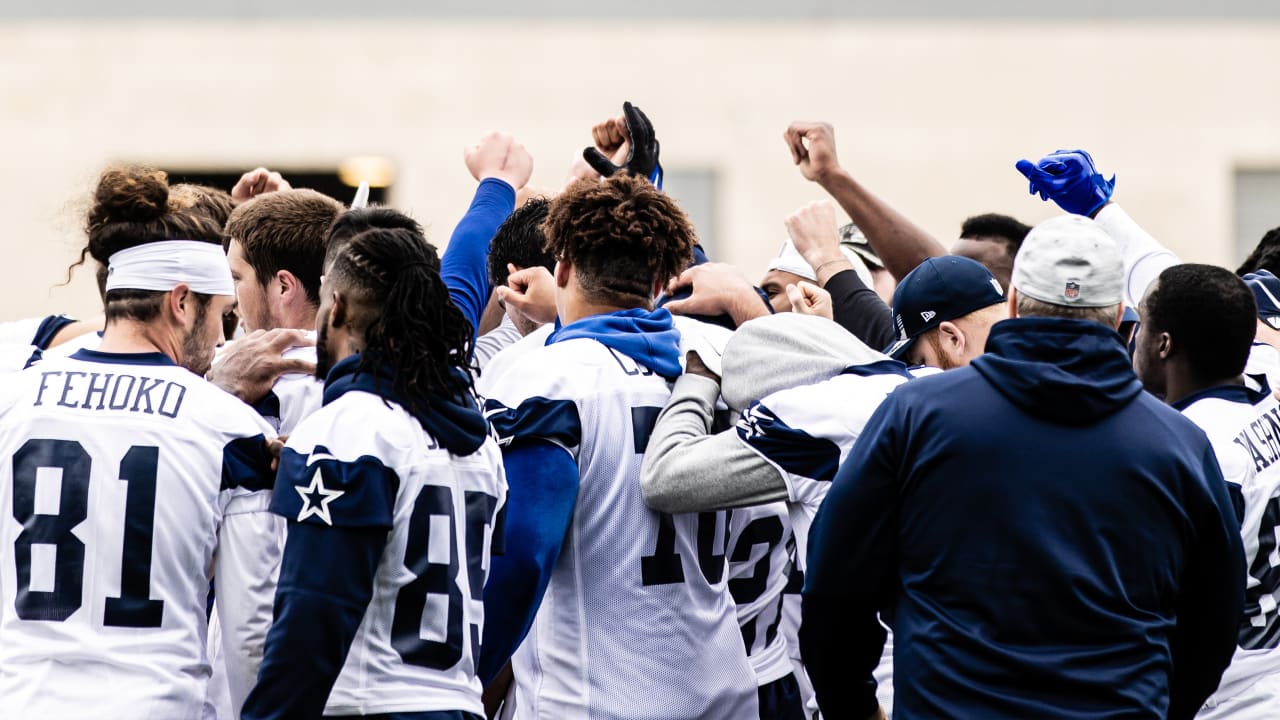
<box><xmin>1</xmin><ymin>19</ymin><xmax>1279</xmax><ymax>319</ymax></box>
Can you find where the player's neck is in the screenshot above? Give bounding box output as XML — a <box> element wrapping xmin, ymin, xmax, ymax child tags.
<box><xmin>558</xmin><ymin>297</ymin><xmax>634</xmax><ymax>326</ymax></box>
<box><xmin>1163</xmin><ymin>367</ymin><xmax>1245</xmax><ymax>407</ymax></box>
<box><xmin>98</xmin><ymin>318</ymin><xmax>182</xmax><ymax>364</ymax></box>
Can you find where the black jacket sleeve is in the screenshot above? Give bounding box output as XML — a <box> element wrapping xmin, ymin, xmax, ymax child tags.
<box><xmin>824</xmin><ymin>269</ymin><xmax>895</xmax><ymax>351</ymax></box>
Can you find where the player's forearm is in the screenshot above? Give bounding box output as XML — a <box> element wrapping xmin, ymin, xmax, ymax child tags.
<box><xmin>818</xmin><ymin>169</ymin><xmax>947</xmax><ymax>281</ymax></box>
<box><xmin>640</xmin><ymin>374</ymin><xmax>788</xmax><ymax>513</ymax></box>
<box><xmin>441</xmin><ymin>178</ymin><xmax>517</xmax><ymax>341</ymax></box>
<box><xmin>214</xmin><ymin>507</ymin><xmax>283</xmax><ymax>710</ymax></box>
<box><xmin>824</xmin><ymin>269</ymin><xmax>895</xmax><ymax>350</ymax></box>
<box><xmin>480</xmin><ymin>441</ymin><xmax>578</xmax><ymax>683</ymax></box>
<box><xmin>1093</xmin><ymin>203</ymin><xmax>1180</xmax><ymax>308</ymax></box>
<box><xmin>241</xmin><ymin>522</ymin><xmax>386</xmax><ymax>720</ymax></box>
<box><xmin>799</xmin><ymin>592</ymin><xmax>885</xmax><ymax>720</ymax></box>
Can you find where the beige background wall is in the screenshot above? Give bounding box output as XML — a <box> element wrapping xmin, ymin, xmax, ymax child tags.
<box><xmin>1</xmin><ymin>20</ymin><xmax>1278</xmax><ymax>320</ymax></box>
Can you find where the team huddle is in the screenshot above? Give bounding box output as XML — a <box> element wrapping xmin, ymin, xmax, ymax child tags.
<box><xmin>0</xmin><ymin>102</ymin><xmax>1277</xmax><ymax>720</ymax></box>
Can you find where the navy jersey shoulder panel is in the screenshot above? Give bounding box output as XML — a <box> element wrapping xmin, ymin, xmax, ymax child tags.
<box><xmin>736</xmin><ymin>402</ymin><xmax>842</xmax><ymax>481</ymax></box>
<box><xmin>484</xmin><ymin>396</ymin><xmax>582</xmax><ymax>449</ymax></box>
<box><xmin>32</xmin><ymin>314</ymin><xmax>76</xmax><ymax>350</ymax></box>
<box><xmin>840</xmin><ymin>359</ymin><xmax>915</xmax><ymax>380</ymax></box>
<box><xmin>221</xmin><ymin>434</ymin><xmax>276</xmax><ymax>493</ymax></box>
<box><xmin>252</xmin><ymin>389</ymin><xmax>282</xmax><ymax>422</ymax></box>
<box><xmin>270</xmin><ymin>445</ymin><xmax>400</xmax><ymax>529</ymax></box>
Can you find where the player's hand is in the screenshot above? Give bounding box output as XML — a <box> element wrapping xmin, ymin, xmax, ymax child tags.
<box><xmin>564</xmin><ymin>154</ymin><xmax>603</xmax><ymax>188</ymax></box>
<box><xmin>1014</xmin><ymin>148</ymin><xmax>1115</xmax><ymax>217</ymax></box>
<box><xmin>497</xmin><ymin>264</ymin><xmax>557</xmax><ymax>328</ymax></box>
<box><xmin>785</xmin><ymin>200</ymin><xmax>844</xmax><ymax>270</ymax></box>
<box><xmin>786</xmin><ymin>281</ymin><xmax>834</xmax><ymax>320</ymax></box>
<box><xmin>683</xmin><ymin>350</ymin><xmax>721</xmax><ymax>384</ymax></box>
<box><xmin>264</xmin><ymin>436</ymin><xmax>288</xmax><ymax>472</ymax></box>
<box><xmin>785</xmin><ymin>121</ymin><xmax>844</xmax><ymax>185</ymax></box>
<box><xmin>582</xmin><ymin>102</ymin><xmax>662</xmax><ymax>186</ymax></box>
<box><xmin>207</xmin><ymin>328</ymin><xmax>316</xmax><ymax>405</ymax></box>
<box><xmin>465</xmin><ymin>132</ymin><xmax>534</xmax><ymax>190</ymax></box>
<box><xmin>231</xmin><ymin>167</ymin><xmax>292</xmax><ymax>202</ymax></box>
<box><xmin>664</xmin><ymin>263</ymin><xmax>769</xmax><ymax>327</ymax></box>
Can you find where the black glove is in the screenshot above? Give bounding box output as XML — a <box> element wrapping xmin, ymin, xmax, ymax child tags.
<box><xmin>583</xmin><ymin>101</ymin><xmax>663</xmax><ymax>188</ymax></box>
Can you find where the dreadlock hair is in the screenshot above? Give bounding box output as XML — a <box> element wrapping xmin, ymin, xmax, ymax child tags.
<box><xmin>325</xmin><ymin>207</ymin><xmax>425</xmax><ymax>270</ymax></box>
<box><xmin>327</xmin><ymin>226</ymin><xmax>475</xmax><ymax>413</ymax></box>
<box><xmin>79</xmin><ymin>166</ymin><xmax>224</xmax><ymax>322</ymax></box>
<box><xmin>543</xmin><ymin>174</ymin><xmax>696</xmax><ymax>308</ymax></box>
<box><xmin>1238</xmin><ymin>226</ymin><xmax>1280</xmax><ymax>276</ymax></box>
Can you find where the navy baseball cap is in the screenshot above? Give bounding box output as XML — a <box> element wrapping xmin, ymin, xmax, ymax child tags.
<box><xmin>1244</xmin><ymin>270</ymin><xmax>1280</xmax><ymax>329</ymax></box>
<box><xmin>884</xmin><ymin>256</ymin><xmax>1006</xmax><ymax>359</ymax></box>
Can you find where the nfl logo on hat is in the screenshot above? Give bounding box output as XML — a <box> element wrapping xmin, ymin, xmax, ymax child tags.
<box><xmin>1064</xmin><ymin>281</ymin><xmax>1080</xmax><ymax>300</ymax></box>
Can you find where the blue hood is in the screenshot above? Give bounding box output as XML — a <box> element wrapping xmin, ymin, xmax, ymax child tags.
<box><xmin>546</xmin><ymin>307</ymin><xmax>682</xmax><ymax>379</ymax></box>
<box><xmin>971</xmin><ymin>317</ymin><xmax>1143</xmax><ymax>425</ymax></box>
<box><xmin>323</xmin><ymin>354</ymin><xmax>488</xmax><ymax>456</ymax></box>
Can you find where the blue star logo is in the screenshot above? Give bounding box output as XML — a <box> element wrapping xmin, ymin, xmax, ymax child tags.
<box><xmin>295</xmin><ymin>463</ymin><xmax>344</xmax><ymax>526</ymax></box>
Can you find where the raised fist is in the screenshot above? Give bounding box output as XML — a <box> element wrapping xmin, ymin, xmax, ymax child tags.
<box><xmin>465</xmin><ymin>132</ymin><xmax>534</xmax><ymax>191</ymax></box>
<box><xmin>784</xmin><ymin>122</ymin><xmax>842</xmax><ymax>184</ymax></box>
<box><xmin>582</xmin><ymin>102</ymin><xmax>662</xmax><ymax>187</ymax></box>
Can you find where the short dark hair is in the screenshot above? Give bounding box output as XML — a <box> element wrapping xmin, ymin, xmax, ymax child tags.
<box><xmin>225</xmin><ymin>189</ymin><xmax>343</xmax><ymax>305</ymax></box>
<box><xmin>489</xmin><ymin>197</ymin><xmax>555</xmax><ymax>287</ymax></box>
<box><xmin>325</xmin><ymin>207</ymin><xmax>424</xmax><ymax>269</ymax></box>
<box><xmin>543</xmin><ymin>175</ymin><xmax>695</xmax><ymax>307</ymax></box>
<box><xmin>78</xmin><ymin>166</ymin><xmax>225</xmax><ymax>323</ymax></box>
<box><xmin>1237</xmin><ymin>226</ymin><xmax>1280</xmax><ymax>276</ymax></box>
<box><xmin>1145</xmin><ymin>264</ymin><xmax>1256</xmax><ymax>381</ymax></box>
<box><xmin>960</xmin><ymin>213</ymin><xmax>1032</xmax><ymax>255</ymax></box>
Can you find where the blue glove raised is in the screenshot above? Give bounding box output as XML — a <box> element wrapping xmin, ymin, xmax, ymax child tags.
<box><xmin>1014</xmin><ymin>149</ymin><xmax>1115</xmax><ymax>217</ymax></box>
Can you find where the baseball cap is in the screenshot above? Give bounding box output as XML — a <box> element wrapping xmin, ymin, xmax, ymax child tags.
<box><xmin>839</xmin><ymin>222</ymin><xmax>885</xmax><ymax>270</ymax></box>
<box><xmin>884</xmin><ymin>256</ymin><xmax>1006</xmax><ymax>360</ymax></box>
<box><xmin>1243</xmin><ymin>270</ymin><xmax>1280</xmax><ymax>329</ymax></box>
<box><xmin>765</xmin><ymin>239</ymin><xmax>875</xmax><ymax>289</ymax></box>
<box><xmin>1011</xmin><ymin>215</ymin><xmax>1123</xmax><ymax>308</ymax></box>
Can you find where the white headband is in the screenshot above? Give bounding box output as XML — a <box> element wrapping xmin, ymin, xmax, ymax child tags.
<box><xmin>105</xmin><ymin>240</ymin><xmax>235</xmax><ymax>296</ymax></box>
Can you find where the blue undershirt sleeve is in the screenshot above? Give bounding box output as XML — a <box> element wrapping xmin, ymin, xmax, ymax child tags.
<box><xmin>440</xmin><ymin>178</ymin><xmax>517</xmax><ymax>343</ymax></box>
<box><xmin>240</xmin><ymin>522</ymin><xmax>388</xmax><ymax>720</ymax></box>
<box><xmin>477</xmin><ymin>439</ymin><xmax>579</xmax><ymax>684</ymax></box>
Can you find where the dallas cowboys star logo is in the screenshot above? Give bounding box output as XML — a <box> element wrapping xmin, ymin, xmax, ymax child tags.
<box><xmin>296</xmin><ymin>463</ymin><xmax>344</xmax><ymax>525</ymax></box>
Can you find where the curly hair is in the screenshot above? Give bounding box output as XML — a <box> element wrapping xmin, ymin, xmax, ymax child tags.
<box><xmin>543</xmin><ymin>174</ymin><xmax>696</xmax><ymax>307</ymax></box>
<box><xmin>327</xmin><ymin>226</ymin><xmax>474</xmax><ymax>411</ymax></box>
<box><xmin>489</xmin><ymin>197</ymin><xmax>555</xmax><ymax>287</ymax></box>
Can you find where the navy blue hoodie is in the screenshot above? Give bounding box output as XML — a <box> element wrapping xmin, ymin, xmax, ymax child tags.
<box><xmin>802</xmin><ymin>317</ymin><xmax>1245</xmax><ymax>720</ymax></box>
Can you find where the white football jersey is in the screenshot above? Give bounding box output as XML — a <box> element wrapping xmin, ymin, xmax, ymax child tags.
<box><xmin>727</xmin><ymin>502</ymin><xmax>794</xmax><ymax>686</ymax></box>
<box><xmin>0</xmin><ymin>349</ymin><xmax>278</xmax><ymax>720</ymax></box>
<box><xmin>736</xmin><ymin>362</ymin><xmax>938</xmax><ymax>570</ymax></box>
<box><xmin>483</xmin><ymin>322</ymin><xmax>758</xmax><ymax>720</ymax></box>
<box><xmin>271</xmin><ymin>386</ymin><xmax>507</xmax><ymax>716</ymax></box>
<box><xmin>1246</xmin><ymin>342</ymin><xmax>1280</xmax><ymax>394</ymax></box>
<box><xmin>736</xmin><ymin>361</ymin><xmax>932</xmax><ymax>719</ymax></box>
<box><xmin>1181</xmin><ymin>387</ymin><xmax>1280</xmax><ymax>708</ymax></box>
<box><xmin>0</xmin><ymin>315</ymin><xmax>79</xmax><ymax>375</ymax></box>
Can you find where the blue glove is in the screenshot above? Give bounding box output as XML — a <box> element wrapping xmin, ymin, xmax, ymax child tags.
<box><xmin>1014</xmin><ymin>149</ymin><xmax>1115</xmax><ymax>217</ymax></box>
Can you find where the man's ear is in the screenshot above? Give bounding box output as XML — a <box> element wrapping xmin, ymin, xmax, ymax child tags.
<box><xmin>1007</xmin><ymin>287</ymin><xmax>1019</xmax><ymax>319</ymax></box>
<box><xmin>168</xmin><ymin>284</ymin><xmax>193</xmax><ymax>326</ymax></box>
<box><xmin>1157</xmin><ymin>331</ymin><xmax>1174</xmax><ymax>361</ymax></box>
<box><xmin>329</xmin><ymin>290</ymin><xmax>347</xmax><ymax>329</ymax></box>
<box><xmin>276</xmin><ymin>270</ymin><xmax>300</xmax><ymax>299</ymax></box>
<box><xmin>554</xmin><ymin>259</ymin><xmax>571</xmax><ymax>289</ymax></box>
<box><xmin>937</xmin><ymin>320</ymin><xmax>965</xmax><ymax>355</ymax></box>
